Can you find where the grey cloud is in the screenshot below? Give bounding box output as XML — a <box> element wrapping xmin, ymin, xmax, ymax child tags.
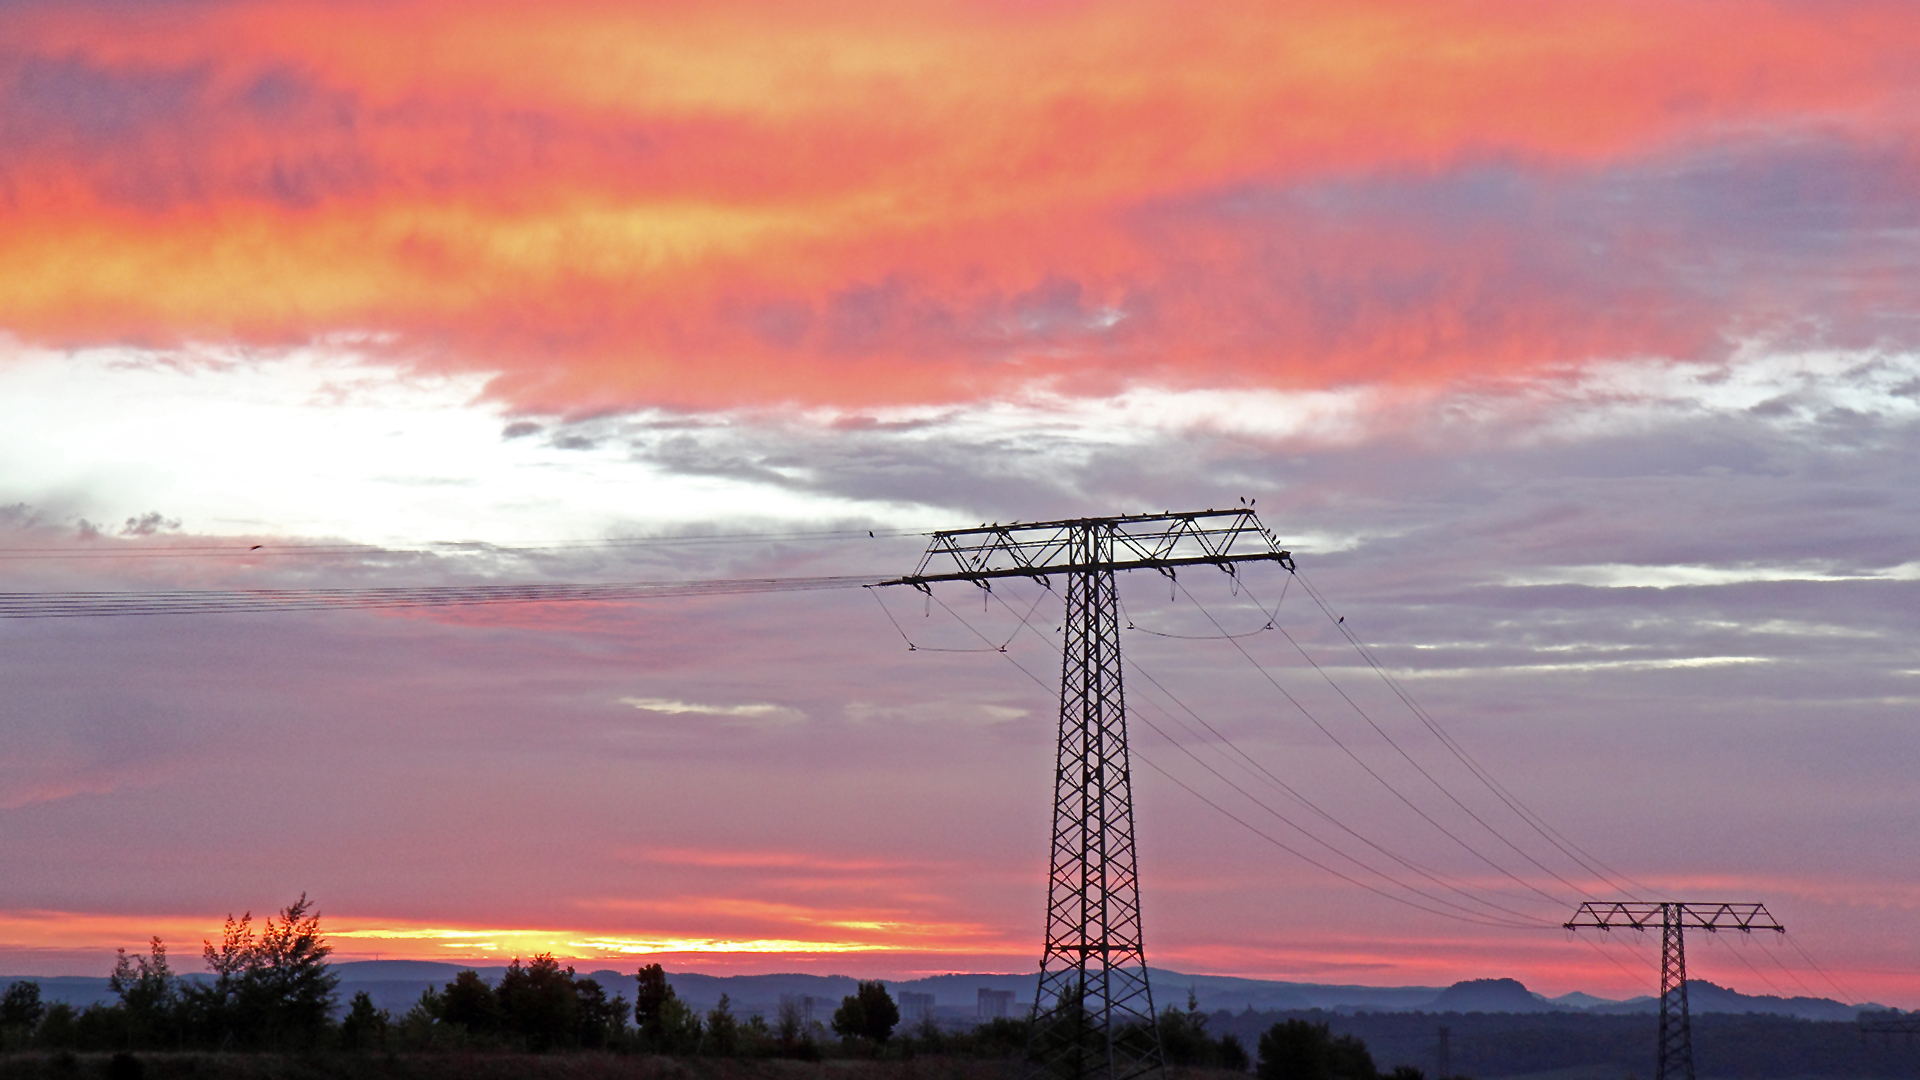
<box><xmin>1120</xmin><ymin>132</ymin><xmax>1920</xmax><ymax>368</ymax></box>
<box><xmin>5</xmin><ymin>355</ymin><xmax>1919</xmax><ymax>990</ymax></box>
<box><xmin>119</xmin><ymin>512</ymin><xmax>180</xmax><ymax>536</ymax></box>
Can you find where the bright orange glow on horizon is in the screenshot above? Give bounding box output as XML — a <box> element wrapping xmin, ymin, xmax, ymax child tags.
<box><xmin>6</xmin><ymin>907</ymin><xmax>1914</xmax><ymax>1003</ymax></box>
<box><xmin>0</xmin><ymin>906</ymin><xmax>1020</xmax><ymax>960</ymax></box>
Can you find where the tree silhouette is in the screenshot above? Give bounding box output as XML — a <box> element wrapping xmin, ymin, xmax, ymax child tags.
<box><xmin>440</xmin><ymin>970</ymin><xmax>501</xmax><ymax>1036</ymax></box>
<box><xmin>1258</xmin><ymin>1019</ymin><xmax>1379</xmax><ymax>1080</ymax></box>
<box><xmin>634</xmin><ymin>964</ymin><xmax>673</xmax><ymax>1032</ymax></box>
<box><xmin>706</xmin><ymin>993</ymin><xmax>741</xmax><ymax>1056</ymax></box>
<box><xmin>775</xmin><ymin>994</ymin><xmax>807</xmax><ymax>1052</ymax></box>
<box><xmin>633</xmin><ymin>962</ymin><xmax>701</xmax><ymax>1052</ymax></box>
<box><xmin>573</xmin><ymin>976</ymin><xmax>628</xmax><ymax>1049</ymax></box>
<box><xmin>832</xmin><ymin>980</ymin><xmax>901</xmax><ymax>1044</ymax></box>
<box><xmin>339</xmin><ymin>991</ymin><xmax>389</xmax><ymax>1051</ymax></box>
<box><xmin>110</xmin><ymin>937</ymin><xmax>178</xmax><ymax>1048</ymax></box>
<box><xmin>498</xmin><ymin>954</ymin><xmax>579</xmax><ymax>1051</ymax></box>
<box><xmin>193</xmin><ymin>894</ymin><xmax>338</xmax><ymax>1048</ymax></box>
<box><xmin>1</xmin><ymin>980</ymin><xmax>45</xmax><ymax>1048</ymax></box>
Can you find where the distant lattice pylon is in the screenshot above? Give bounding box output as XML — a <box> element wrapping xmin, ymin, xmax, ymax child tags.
<box><xmin>1566</xmin><ymin>901</ymin><xmax>1785</xmax><ymax>1080</ymax></box>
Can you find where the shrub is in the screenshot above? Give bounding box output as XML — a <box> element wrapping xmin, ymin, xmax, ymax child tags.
<box><xmin>634</xmin><ymin>963</ymin><xmax>702</xmax><ymax>1053</ymax></box>
<box><xmin>1257</xmin><ymin>1019</ymin><xmax>1378</xmax><ymax>1080</ymax></box>
<box><xmin>440</xmin><ymin>969</ymin><xmax>502</xmax><ymax>1038</ymax></box>
<box><xmin>706</xmin><ymin>993</ymin><xmax>741</xmax><ymax>1057</ymax></box>
<box><xmin>832</xmin><ymin>980</ymin><xmax>901</xmax><ymax>1045</ymax></box>
<box><xmin>339</xmin><ymin>990</ymin><xmax>391</xmax><ymax>1051</ymax></box>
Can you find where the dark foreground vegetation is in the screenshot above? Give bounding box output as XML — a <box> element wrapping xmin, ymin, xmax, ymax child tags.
<box><xmin>1213</xmin><ymin>1008</ymin><xmax>1920</xmax><ymax>1078</ymax></box>
<box><xmin>0</xmin><ymin>896</ymin><xmax>1256</xmax><ymax>1078</ymax></box>
<box><xmin>0</xmin><ymin>1054</ymin><xmax>1054</xmax><ymax>1080</ymax></box>
<box><xmin>3</xmin><ymin>898</ymin><xmax>1911</xmax><ymax>1079</ymax></box>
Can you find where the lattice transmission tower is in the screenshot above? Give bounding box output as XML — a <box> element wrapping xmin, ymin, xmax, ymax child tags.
<box><xmin>1565</xmin><ymin>902</ymin><xmax>1785</xmax><ymax>1080</ymax></box>
<box><xmin>885</xmin><ymin>510</ymin><xmax>1293</xmax><ymax>1080</ymax></box>
<box><xmin>1859</xmin><ymin>1011</ymin><xmax>1920</xmax><ymax>1043</ymax></box>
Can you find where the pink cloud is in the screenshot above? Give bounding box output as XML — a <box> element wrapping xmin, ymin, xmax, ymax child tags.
<box><xmin>1</xmin><ymin>0</ymin><xmax>1917</xmax><ymax>409</ymax></box>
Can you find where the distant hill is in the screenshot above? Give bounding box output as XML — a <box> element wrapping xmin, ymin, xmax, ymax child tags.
<box><xmin>1426</xmin><ymin>978</ymin><xmax>1565</xmax><ymax>1014</ymax></box>
<box><xmin>1548</xmin><ymin>990</ymin><xmax>1617</xmax><ymax>1009</ymax></box>
<box><xmin>1587</xmin><ymin>979</ymin><xmax>1866</xmax><ymax>1022</ymax></box>
<box><xmin>0</xmin><ymin>965</ymin><xmax>1879</xmax><ymax>1023</ymax></box>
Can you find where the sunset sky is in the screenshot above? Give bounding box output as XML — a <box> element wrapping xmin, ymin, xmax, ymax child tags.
<box><xmin>3</xmin><ymin>0</ymin><xmax>1919</xmax><ymax>1007</ymax></box>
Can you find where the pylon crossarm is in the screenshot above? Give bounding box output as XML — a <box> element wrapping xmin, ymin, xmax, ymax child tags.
<box><xmin>883</xmin><ymin>550</ymin><xmax>1291</xmax><ymax>587</ymax></box>
<box><xmin>1565</xmin><ymin>900</ymin><xmax>1786</xmax><ymax>1080</ymax></box>
<box><xmin>1564</xmin><ymin>901</ymin><xmax>1785</xmax><ymax>933</ymax></box>
<box><xmin>879</xmin><ymin>509</ymin><xmax>1292</xmax><ymax>587</ymax></box>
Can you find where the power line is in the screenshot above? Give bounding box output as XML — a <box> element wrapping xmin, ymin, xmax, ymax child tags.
<box><xmin>1169</xmin><ymin>578</ymin><xmax>1576</xmax><ymax>908</ymax></box>
<box><xmin>1751</xmin><ymin>937</ymin><xmax>1826</xmax><ymax>1001</ymax></box>
<box><xmin>1578</xmin><ymin>930</ymin><xmax>1656</xmax><ymax>987</ymax></box>
<box><xmin>1786</xmin><ymin>932</ymin><xmax>1860</xmax><ymax>1004</ymax></box>
<box><xmin>984</xmin><ymin>580</ymin><xmax>1571</xmax><ymax>921</ymax></box>
<box><xmin>1111</xmin><ymin>582</ymin><xmax>1562</xmax><ymax>920</ymax></box>
<box><xmin>932</xmin><ymin>577</ymin><xmax>1548</xmax><ymax>929</ymax></box>
<box><xmin>1284</xmin><ymin>570</ymin><xmax>1657</xmax><ymax>899</ymax></box>
<box><xmin>962</xmin><ymin>580</ymin><xmax>1557</xmax><ymax>929</ymax></box>
<box><xmin>1131</xmin><ymin>711</ymin><xmax>1550</xmax><ymax>928</ymax></box>
<box><xmin>1124</xmin><ymin>669</ymin><xmax>1560</xmax><ymax>924</ymax></box>
<box><xmin>1135</xmin><ymin>755</ymin><xmax>1551</xmax><ymax>930</ymax></box>
<box><xmin>1008</xmin><ymin>583</ymin><xmax>1565</xmax><ymax>919</ymax></box>
<box><xmin>0</xmin><ymin>526</ymin><xmax>933</xmax><ymax>561</ymax></box>
<box><xmin>1699</xmin><ymin>932</ymin><xmax>1795</xmax><ymax>999</ymax></box>
<box><xmin>0</xmin><ymin>574</ymin><xmax>875</xmax><ymax>618</ymax></box>
<box><xmin>1204</xmin><ymin>578</ymin><xmax>1602</xmax><ymax>903</ymax></box>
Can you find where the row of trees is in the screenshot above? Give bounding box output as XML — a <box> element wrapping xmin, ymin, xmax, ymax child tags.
<box><xmin>1159</xmin><ymin>991</ymin><xmax>1252</xmax><ymax>1070</ymax></box>
<box><xmin>0</xmin><ymin>897</ymin><xmax>1441</xmax><ymax>1075</ymax></box>
<box><xmin>383</xmin><ymin>954</ymin><xmax>632</xmax><ymax>1052</ymax></box>
<box><xmin>0</xmin><ymin>895</ymin><xmax>930</xmax><ymax>1059</ymax></box>
<box><xmin>0</xmin><ymin>895</ymin><xmax>338</xmax><ymax>1052</ymax></box>
<box><xmin>392</xmin><ymin>964</ymin><xmax>913</xmax><ymax>1057</ymax></box>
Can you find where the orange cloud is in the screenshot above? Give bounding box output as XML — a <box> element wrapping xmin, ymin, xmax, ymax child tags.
<box><xmin>3</xmin><ymin>0</ymin><xmax>1919</xmax><ymax>409</ymax></box>
<box><xmin>0</xmin><ymin>908</ymin><xmax>1025</xmax><ymax>972</ymax></box>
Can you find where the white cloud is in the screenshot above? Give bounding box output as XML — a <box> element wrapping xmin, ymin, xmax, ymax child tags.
<box><xmin>0</xmin><ymin>340</ymin><xmax>931</xmax><ymax>550</ymax></box>
<box><xmin>1504</xmin><ymin>562</ymin><xmax>1920</xmax><ymax>589</ymax></box>
<box><xmin>4</xmin><ymin>336</ymin><xmax>1916</xmax><ymax>571</ymax></box>
<box><xmin>842</xmin><ymin>701</ymin><xmax>1029</xmax><ymax>725</ymax></box>
<box><xmin>1399</xmin><ymin>656</ymin><xmax>1773</xmax><ymax>678</ymax></box>
<box><xmin>619</xmin><ymin>697</ymin><xmax>804</xmax><ymax>723</ymax></box>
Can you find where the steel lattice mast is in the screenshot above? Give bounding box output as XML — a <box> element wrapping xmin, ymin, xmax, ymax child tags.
<box><xmin>1858</xmin><ymin>1011</ymin><xmax>1920</xmax><ymax>1042</ymax></box>
<box><xmin>1565</xmin><ymin>902</ymin><xmax>1785</xmax><ymax>1080</ymax></box>
<box><xmin>885</xmin><ymin>510</ymin><xmax>1293</xmax><ymax>1080</ymax></box>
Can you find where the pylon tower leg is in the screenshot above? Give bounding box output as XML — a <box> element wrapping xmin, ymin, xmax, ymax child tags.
<box><xmin>1030</xmin><ymin>524</ymin><xmax>1163</xmax><ymax>1080</ymax></box>
<box><xmin>1657</xmin><ymin>903</ymin><xmax>1695</xmax><ymax>1080</ymax></box>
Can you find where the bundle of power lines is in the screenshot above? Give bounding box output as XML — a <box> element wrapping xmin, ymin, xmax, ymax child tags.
<box><xmin>0</xmin><ymin>575</ymin><xmax>874</xmax><ymax>619</ymax></box>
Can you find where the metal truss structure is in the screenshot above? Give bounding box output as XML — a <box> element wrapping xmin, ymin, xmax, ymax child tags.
<box><xmin>1859</xmin><ymin>1011</ymin><xmax>1920</xmax><ymax>1043</ymax></box>
<box><xmin>884</xmin><ymin>511</ymin><xmax>1292</xmax><ymax>1080</ymax></box>
<box><xmin>891</xmin><ymin>510</ymin><xmax>1293</xmax><ymax>591</ymax></box>
<box><xmin>1566</xmin><ymin>902</ymin><xmax>1786</xmax><ymax>1080</ymax></box>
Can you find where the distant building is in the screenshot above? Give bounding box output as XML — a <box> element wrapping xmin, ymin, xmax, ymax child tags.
<box><xmin>978</xmin><ymin>988</ymin><xmax>1016</xmax><ymax>1019</ymax></box>
<box><xmin>898</xmin><ymin>990</ymin><xmax>936</xmax><ymax>1023</ymax></box>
